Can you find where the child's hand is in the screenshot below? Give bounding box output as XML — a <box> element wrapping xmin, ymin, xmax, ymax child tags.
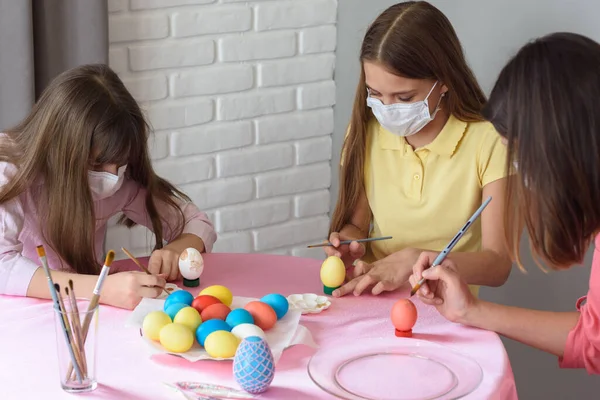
<box><xmin>104</xmin><ymin>271</ymin><xmax>167</xmax><ymax>310</ymax></box>
<box><xmin>148</xmin><ymin>248</ymin><xmax>181</xmax><ymax>281</ymax></box>
<box><xmin>325</xmin><ymin>232</ymin><xmax>366</xmax><ymax>269</ymax></box>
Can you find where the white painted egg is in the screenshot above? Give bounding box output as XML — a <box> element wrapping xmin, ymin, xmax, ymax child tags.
<box><xmin>178</xmin><ymin>248</ymin><xmax>204</xmax><ymax>280</ymax></box>
<box><xmin>231</xmin><ymin>323</ymin><xmax>267</xmax><ymax>340</ymax></box>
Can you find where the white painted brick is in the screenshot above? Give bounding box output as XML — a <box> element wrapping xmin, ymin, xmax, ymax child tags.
<box><xmin>145</xmin><ymin>101</ymin><xmax>213</xmax><ymax>130</ymax></box>
<box><xmin>221</xmin><ymin>0</ymin><xmax>277</xmax><ymax>2</ymax></box>
<box><xmin>291</xmin><ymin>246</ymin><xmax>326</xmax><ymax>260</ymax></box>
<box><xmin>122</xmin><ymin>75</ymin><xmax>168</xmax><ymax>101</ymax></box>
<box><xmin>217</xmin><ymin>144</ymin><xmax>293</xmax><ymax>177</ymax></box>
<box><xmin>172</xmin><ymin>65</ymin><xmax>253</xmax><ymax>98</ymax></box>
<box><xmin>154</xmin><ymin>157</ymin><xmax>214</xmax><ymax>185</ymax></box>
<box><xmin>298</xmin><ymin>81</ymin><xmax>336</xmax><ymax>110</ymax></box>
<box><xmin>294</xmin><ymin>190</ymin><xmax>330</xmax><ymax>218</ymax></box>
<box><xmin>212</xmin><ymin>232</ymin><xmax>253</xmax><ymax>253</ymax></box>
<box><xmin>149</xmin><ymin>132</ymin><xmax>169</xmax><ymax>160</ymax></box>
<box><xmin>184</xmin><ymin>177</ymin><xmax>254</xmax><ymax>209</ymax></box>
<box><xmin>129</xmin><ymin>41</ymin><xmax>214</xmax><ymax>71</ymax></box>
<box><xmin>108</xmin><ymin>0</ymin><xmax>127</xmax><ymax>13</ymax></box>
<box><xmin>296</xmin><ymin>136</ymin><xmax>332</xmax><ymax>165</ymax></box>
<box><xmin>109</xmin><ymin>15</ymin><xmax>169</xmax><ymax>43</ymax></box>
<box><xmin>253</xmin><ymin>216</ymin><xmax>329</xmax><ymax>251</ymax></box>
<box><xmin>299</xmin><ymin>25</ymin><xmax>337</xmax><ymax>54</ymax></box>
<box><xmin>217</xmin><ymin>199</ymin><xmax>291</xmax><ymax>232</ymax></box>
<box><xmin>258</xmin><ymin>54</ymin><xmax>335</xmax><ymax>87</ymax></box>
<box><xmin>171</xmin><ymin>122</ymin><xmax>253</xmax><ymax>156</ymax></box>
<box><xmin>173</xmin><ymin>7</ymin><xmax>252</xmax><ymax>38</ymax></box>
<box><xmin>131</xmin><ymin>0</ymin><xmax>215</xmax><ymax>11</ymax></box>
<box><xmin>255</xmin><ymin>108</ymin><xmax>333</xmax><ymax>144</ymax></box>
<box><xmin>255</xmin><ymin>0</ymin><xmax>337</xmax><ymax>31</ymax></box>
<box><xmin>109</xmin><ymin>47</ymin><xmax>128</xmax><ymax>74</ymax></box>
<box><xmin>218</xmin><ymin>32</ymin><xmax>296</xmax><ymax>62</ymax></box>
<box><xmin>256</xmin><ymin>163</ymin><xmax>331</xmax><ymax>198</ymax></box>
<box><xmin>217</xmin><ymin>88</ymin><xmax>295</xmax><ymax>121</ymax></box>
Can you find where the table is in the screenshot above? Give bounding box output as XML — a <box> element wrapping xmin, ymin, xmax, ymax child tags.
<box><xmin>0</xmin><ymin>253</ymin><xmax>517</xmax><ymax>399</ymax></box>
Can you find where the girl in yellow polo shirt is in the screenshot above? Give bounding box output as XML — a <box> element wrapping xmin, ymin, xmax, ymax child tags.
<box><xmin>327</xmin><ymin>1</ymin><xmax>511</xmax><ymax>298</ymax></box>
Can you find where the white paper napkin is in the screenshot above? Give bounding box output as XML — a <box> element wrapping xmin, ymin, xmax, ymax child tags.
<box><xmin>126</xmin><ymin>297</ymin><xmax>318</xmax><ymax>363</ymax></box>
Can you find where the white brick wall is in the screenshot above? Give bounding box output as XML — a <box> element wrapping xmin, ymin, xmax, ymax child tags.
<box><xmin>106</xmin><ymin>0</ymin><xmax>337</xmax><ymax>260</ymax></box>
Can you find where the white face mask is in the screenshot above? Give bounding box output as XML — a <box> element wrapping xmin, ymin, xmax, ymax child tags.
<box><xmin>366</xmin><ymin>82</ymin><xmax>444</xmax><ymax>137</ymax></box>
<box><xmin>88</xmin><ymin>164</ymin><xmax>127</xmax><ymax>201</ymax></box>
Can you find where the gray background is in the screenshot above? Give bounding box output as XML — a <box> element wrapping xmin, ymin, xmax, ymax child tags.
<box><xmin>333</xmin><ymin>0</ymin><xmax>600</xmax><ymax>398</ymax></box>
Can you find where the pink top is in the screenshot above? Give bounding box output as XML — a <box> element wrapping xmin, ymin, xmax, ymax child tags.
<box><xmin>0</xmin><ymin>161</ymin><xmax>217</xmax><ymax>296</ymax></box>
<box><xmin>560</xmin><ymin>234</ymin><xmax>600</xmax><ymax>373</ymax></box>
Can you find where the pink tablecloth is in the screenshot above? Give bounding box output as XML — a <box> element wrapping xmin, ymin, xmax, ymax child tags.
<box><xmin>0</xmin><ymin>253</ymin><xmax>517</xmax><ymax>399</ymax></box>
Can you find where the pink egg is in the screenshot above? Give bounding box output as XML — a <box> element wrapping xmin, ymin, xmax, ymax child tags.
<box><xmin>391</xmin><ymin>299</ymin><xmax>417</xmax><ymax>331</ymax></box>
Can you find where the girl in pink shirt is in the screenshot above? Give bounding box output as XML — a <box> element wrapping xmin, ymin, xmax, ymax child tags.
<box><xmin>409</xmin><ymin>32</ymin><xmax>600</xmax><ymax>373</ymax></box>
<box><xmin>0</xmin><ymin>64</ymin><xmax>217</xmax><ymax>309</ymax></box>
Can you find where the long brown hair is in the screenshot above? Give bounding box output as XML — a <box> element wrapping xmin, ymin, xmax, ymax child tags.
<box><xmin>0</xmin><ymin>64</ymin><xmax>190</xmax><ymax>274</ymax></box>
<box><xmin>483</xmin><ymin>32</ymin><xmax>600</xmax><ymax>270</ymax></box>
<box><xmin>330</xmin><ymin>1</ymin><xmax>487</xmax><ymax>234</ymax></box>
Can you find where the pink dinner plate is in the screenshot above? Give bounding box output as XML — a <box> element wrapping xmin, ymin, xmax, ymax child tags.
<box><xmin>307</xmin><ymin>338</ymin><xmax>482</xmax><ymax>400</ymax></box>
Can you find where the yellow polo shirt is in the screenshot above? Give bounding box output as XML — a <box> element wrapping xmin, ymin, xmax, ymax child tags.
<box><xmin>363</xmin><ymin>115</ymin><xmax>508</xmax><ymax>296</ymax></box>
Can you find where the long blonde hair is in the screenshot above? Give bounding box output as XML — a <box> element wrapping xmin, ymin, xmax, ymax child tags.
<box><xmin>330</xmin><ymin>1</ymin><xmax>487</xmax><ymax>234</ymax></box>
<box><xmin>0</xmin><ymin>64</ymin><xmax>189</xmax><ymax>274</ymax></box>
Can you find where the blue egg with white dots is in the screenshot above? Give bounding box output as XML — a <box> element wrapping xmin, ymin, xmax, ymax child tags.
<box><xmin>164</xmin><ymin>290</ymin><xmax>194</xmax><ymax>311</ymax></box>
<box><xmin>226</xmin><ymin>309</ymin><xmax>254</xmax><ymax>328</ymax></box>
<box><xmin>165</xmin><ymin>302</ymin><xmax>188</xmax><ymax>320</ymax></box>
<box><xmin>260</xmin><ymin>294</ymin><xmax>289</xmax><ymax>320</ymax></box>
<box><xmin>196</xmin><ymin>319</ymin><xmax>231</xmax><ymax>347</ymax></box>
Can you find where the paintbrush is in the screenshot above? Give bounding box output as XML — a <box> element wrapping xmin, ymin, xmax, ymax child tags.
<box><xmin>36</xmin><ymin>245</ymin><xmax>83</xmax><ymax>383</ymax></box>
<box><xmin>55</xmin><ymin>283</ymin><xmax>86</xmax><ymax>381</ymax></box>
<box><xmin>410</xmin><ymin>197</ymin><xmax>492</xmax><ymax>297</ymax></box>
<box><xmin>306</xmin><ymin>236</ymin><xmax>393</xmax><ymax>248</ymax></box>
<box><xmin>66</xmin><ymin>283</ymin><xmax>88</xmax><ymax>378</ymax></box>
<box><xmin>121</xmin><ymin>247</ymin><xmax>170</xmax><ymax>296</ymax></box>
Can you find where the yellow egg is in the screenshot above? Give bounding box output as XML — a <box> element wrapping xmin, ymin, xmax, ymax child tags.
<box><xmin>320</xmin><ymin>256</ymin><xmax>346</xmax><ymax>287</ymax></box>
<box><xmin>204</xmin><ymin>330</ymin><xmax>239</xmax><ymax>358</ymax></box>
<box><xmin>159</xmin><ymin>323</ymin><xmax>194</xmax><ymax>353</ymax></box>
<box><xmin>142</xmin><ymin>311</ymin><xmax>172</xmax><ymax>341</ymax></box>
<box><xmin>200</xmin><ymin>285</ymin><xmax>233</xmax><ymax>307</ymax></box>
<box><xmin>173</xmin><ymin>306</ymin><xmax>203</xmax><ymax>332</ymax></box>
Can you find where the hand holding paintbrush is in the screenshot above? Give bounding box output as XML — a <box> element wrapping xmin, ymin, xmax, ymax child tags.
<box><xmin>121</xmin><ymin>247</ymin><xmax>170</xmax><ymax>296</ymax></box>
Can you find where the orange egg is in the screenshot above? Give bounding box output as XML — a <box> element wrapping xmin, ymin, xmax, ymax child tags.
<box><xmin>201</xmin><ymin>303</ymin><xmax>231</xmax><ymax>321</ymax></box>
<box><xmin>391</xmin><ymin>299</ymin><xmax>417</xmax><ymax>331</ymax></box>
<box><xmin>244</xmin><ymin>301</ymin><xmax>277</xmax><ymax>331</ymax></box>
<box><xmin>192</xmin><ymin>295</ymin><xmax>222</xmax><ymax>313</ymax></box>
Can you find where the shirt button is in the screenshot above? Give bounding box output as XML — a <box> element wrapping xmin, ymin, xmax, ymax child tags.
<box><xmin>414</xmin><ymin>174</ymin><xmax>420</xmax><ymax>180</ymax></box>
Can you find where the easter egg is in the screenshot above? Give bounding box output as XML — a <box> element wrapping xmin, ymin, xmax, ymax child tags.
<box><xmin>165</xmin><ymin>302</ymin><xmax>189</xmax><ymax>321</ymax></box>
<box><xmin>204</xmin><ymin>330</ymin><xmax>240</xmax><ymax>358</ymax></box>
<box><xmin>231</xmin><ymin>323</ymin><xmax>266</xmax><ymax>341</ymax></box>
<box><xmin>260</xmin><ymin>293</ymin><xmax>289</xmax><ymax>320</ymax></box>
<box><xmin>233</xmin><ymin>336</ymin><xmax>275</xmax><ymax>394</ymax></box>
<box><xmin>244</xmin><ymin>301</ymin><xmax>277</xmax><ymax>331</ymax></box>
<box><xmin>200</xmin><ymin>285</ymin><xmax>233</xmax><ymax>307</ymax></box>
<box><xmin>201</xmin><ymin>303</ymin><xmax>231</xmax><ymax>321</ymax></box>
<box><xmin>196</xmin><ymin>319</ymin><xmax>231</xmax><ymax>347</ymax></box>
<box><xmin>320</xmin><ymin>256</ymin><xmax>346</xmax><ymax>288</ymax></box>
<box><xmin>173</xmin><ymin>306</ymin><xmax>202</xmax><ymax>332</ymax></box>
<box><xmin>391</xmin><ymin>299</ymin><xmax>418</xmax><ymax>331</ymax></box>
<box><xmin>226</xmin><ymin>309</ymin><xmax>254</xmax><ymax>328</ymax></box>
<box><xmin>178</xmin><ymin>247</ymin><xmax>204</xmax><ymax>280</ymax></box>
<box><xmin>159</xmin><ymin>323</ymin><xmax>194</xmax><ymax>353</ymax></box>
<box><xmin>164</xmin><ymin>290</ymin><xmax>194</xmax><ymax>311</ymax></box>
<box><xmin>191</xmin><ymin>295</ymin><xmax>222</xmax><ymax>313</ymax></box>
<box><xmin>142</xmin><ymin>311</ymin><xmax>172</xmax><ymax>341</ymax></box>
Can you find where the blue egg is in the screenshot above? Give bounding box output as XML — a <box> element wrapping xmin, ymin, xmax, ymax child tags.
<box><xmin>165</xmin><ymin>302</ymin><xmax>188</xmax><ymax>320</ymax></box>
<box><xmin>260</xmin><ymin>294</ymin><xmax>289</xmax><ymax>320</ymax></box>
<box><xmin>233</xmin><ymin>336</ymin><xmax>275</xmax><ymax>394</ymax></box>
<box><xmin>226</xmin><ymin>309</ymin><xmax>254</xmax><ymax>328</ymax></box>
<box><xmin>164</xmin><ymin>290</ymin><xmax>194</xmax><ymax>311</ymax></box>
<box><xmin>196</xmin><ymin>319</ymin><xmax>231</xmax><ymax>347</ymax></box>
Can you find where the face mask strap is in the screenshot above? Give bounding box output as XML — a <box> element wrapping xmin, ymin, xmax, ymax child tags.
<box><xmin>424</xmin><ymin>81</ymin><xmax>438</xmax><ymax>101</ymax></box>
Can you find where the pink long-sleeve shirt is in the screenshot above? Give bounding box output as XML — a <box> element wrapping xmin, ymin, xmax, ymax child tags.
<box><xmin>0</xmin><ymin>161</ymin><xmax>217</xmax><ymax>296</ymax></box>
<box><xmin>559</xmin><ymin>234</ymin><xmax>600</xmax><ymax>373</ymax></box>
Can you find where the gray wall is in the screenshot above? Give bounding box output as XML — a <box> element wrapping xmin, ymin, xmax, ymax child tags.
<box><xmin>333</xmin><ymin>1</ymin><xmax>600</xmax><ymax>398</ymax></box>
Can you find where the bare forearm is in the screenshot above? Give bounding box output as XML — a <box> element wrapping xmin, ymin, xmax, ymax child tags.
<box><xmin>446</xmin><ymin>250</ymin><xmax>511</xmax><ymax>286</ymax></box>
<box><xmin>465</xmin><ymin>300</ymin><xmax>580</xmax><ymax>357</ymax></box>
<box><xmin>26</xmin><ymin>268</ymin><xmax>99</xmax><ymax>301</ymax></box>
<box><xmin>165</xmin><ymin>233</ymin><xmax>205</xmax><ymax>255</ymax></box>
